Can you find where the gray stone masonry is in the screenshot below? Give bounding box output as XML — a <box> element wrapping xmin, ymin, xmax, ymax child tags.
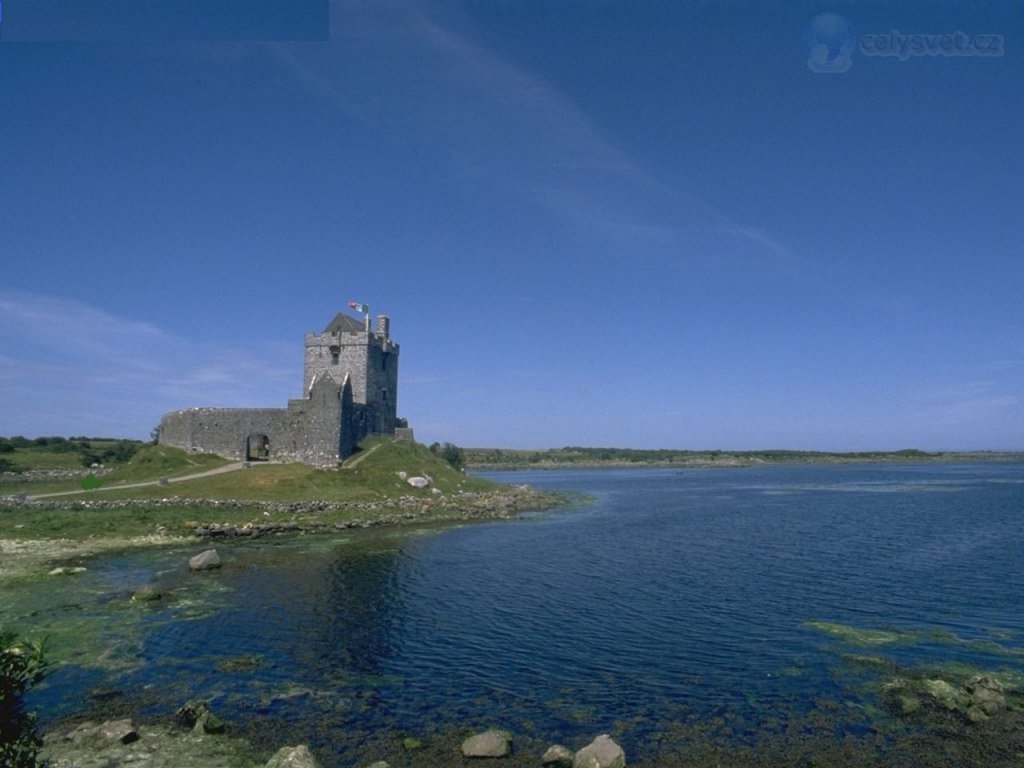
<box><xmin>159</xmin><ymin>311</ymin><xmax>402</xmax><ymax>467</ymax></box>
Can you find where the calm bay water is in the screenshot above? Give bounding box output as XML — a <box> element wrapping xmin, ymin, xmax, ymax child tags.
<box><xmin>26</xmin><ymin>462</ymin><xmax>1024</xmax><ymax>764</ymax></box>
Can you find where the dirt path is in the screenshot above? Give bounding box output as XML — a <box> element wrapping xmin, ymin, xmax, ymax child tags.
<box><xmin>341</xmin><ymin>441</ymin><xmax>388</xmax><ymax>470</ymax></box>
<box><xmin>25</xmin><ymin>461</ymin><xmax>258</xmax><ymax>501</ymax></box>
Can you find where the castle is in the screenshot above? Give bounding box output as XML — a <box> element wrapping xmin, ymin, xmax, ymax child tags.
<box><xmin>158</xmin><ymin>310</ymin><xmax>410</xmax><ymax>467</ymax></box>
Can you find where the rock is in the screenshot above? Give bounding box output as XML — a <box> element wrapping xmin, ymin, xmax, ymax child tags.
<box><xmin>921</xmin><ymin>679</ymin><xmax>964</xmax><ymax>710</ymax></box>
<box><xmin>366</xmin><ymin>762</ymin><xmax>390</xmax><ymax>768</ymax></box>
<box><xmin>176</xmin><ymin>699</ymin><xmax>225</xmax><ymax>733</ymax></box>
<box><xmin>194</xmin><ymin>710</ymin><xmax>226</xmax><ymax>734</ymax></box>
<box><xmin>68</xmin><ymin>719</ymin><xmax>139</xmax><ymax>747</ymax></box>
<box><xmin>100</xmin><ymin>719</ymin><xmax>140</xmax><ymax>744</ymax></box>
<box><xmin>967</xmin><ymin>674</ymin><xmax>1006</xmax><ymax>716</ymax></box>
<box><xmin>896</xmin><ymin>694</ymin><xmax>921</xmax><ymax>715</ymax></box>
<box><xmin>573</xmin><ymin>735</ymin><xmax>625</xmax><ymax>768</ymax></box>
<box><xmin>265</xmin><ymin>744</ymin><xmax>323</xmax><ymax>768</ymax></box>
<box><xmin>49</xmin><ymin>566</ymin><xmax>87</xmax><ymax>576</ymax></box>
<box><xmin>543</xmin><ymin>744</ymin><xmax>575</xmax><ymax>767</ymax></box>
<box><xmin>397</xmin><ymin>471</ymin><xmax>407</xmax><ymax>480</ymax></box>
<box><xmin>402</xmin><ymin>738</ymin><xmax>423</xmax><ymax>751</ymax></box>
<box><xmin>461</xmin><ymin>729</ymin><xmax>513</xmax><ymax>758</ymax></box>
<box><xmin>407</xmin><ymin>476</ymin><xmax>430</xmax><ymax>488</ymax></box>
<box><xmin>188</xmin><ymin>549</ymin><xmax>222</xmax><ymax>571</ymax></box>
<box><xmin>132</xmin><ymin>585</ymin><xmax>162</xmax><ymax>602</ymax></box>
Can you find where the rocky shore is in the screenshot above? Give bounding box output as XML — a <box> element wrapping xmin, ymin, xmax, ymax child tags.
<box><xmin>42</xmin><ymin>717</ymin><xmax>626</xmax><ymax>768</ymax></box>
<box><xmin>0</xmin><ymin>486</ymin><xmax>563</xmax><ymax>580</ymax></box>
<box><xmin>1</xmin><ymin>484</ymin><xmax>555</xmax><ymax>518</ymax></box>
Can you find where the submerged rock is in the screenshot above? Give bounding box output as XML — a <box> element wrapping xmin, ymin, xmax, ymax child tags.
<box><xmin>543</xmin><ymin>744</ymin><xmax>575</xmax><ymax>767</ymax></box>
<box><xmin>922</xmin><ymin>679</ymin><xmax>965</xmax><ymax>711</ymax></box>
<box><xmin>461</xmin><ymin>729</ymin><xmax>513</xmax><ymax>758</ymax></box>
<box><xmin>132</xmin><ymin>585</ymin><xmax>162</xmax><ymax>602</ymax></box>
<box><xmin>265</xmin><ymin>744</ymin><xmax>322</xmax><ymax>768</ymax></box>
<box><xmin>573</xmin><ymin>735</ymin><xmax>625</xmax><ymax>768</ymax></box>
<box><xmin>965</xmin><ymin>674</ymin><xmax>1006</xmax><ymax>720</ymax></box>
<box><xmin>188</xmin><ymin>549</ymin><xmax>222</xmax><ymax>571</ymax></box>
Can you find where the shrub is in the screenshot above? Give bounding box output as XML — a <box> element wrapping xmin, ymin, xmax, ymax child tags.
<box><xmin>0</xmin><ymin>630</ymin><xmax>50</xmax><ymax>768</ymax></box>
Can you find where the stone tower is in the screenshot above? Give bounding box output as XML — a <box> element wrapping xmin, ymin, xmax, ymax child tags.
<box><xmin>304</xmin><ymin>311</ymin><xmax>400</xmax><ymax>437</ymax></box>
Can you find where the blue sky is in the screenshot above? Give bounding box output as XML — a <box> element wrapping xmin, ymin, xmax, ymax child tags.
<box><xmin>1</xmin><ymin>0</ymin><xmax>1021</xmax><ymax>450</ymax></box>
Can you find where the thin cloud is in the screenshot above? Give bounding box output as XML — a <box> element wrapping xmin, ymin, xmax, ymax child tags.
<box><xmin>0</xmin><ymin>291</ymin><xmax>294</xmax><ymax>437</ymax></box>
<box><xmin>267</xmin><ymin>1</ymin><xmax>803</xmax><ymax>266</ymax></box>
<box><xmin>912</xmin><ymin>380</ymin><xmax>1019</xmax><ymax>426</ymax></box>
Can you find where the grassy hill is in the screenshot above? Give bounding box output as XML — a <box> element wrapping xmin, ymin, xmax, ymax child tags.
<box><xmin>77</xmin><ymin>438</ymin><xmax>495</xmax><ymax>503</ymax></box>
<box><xmin>0</xmin><ymin>439</ymin><xmax>533</xmax><ymax>541</ymax></box>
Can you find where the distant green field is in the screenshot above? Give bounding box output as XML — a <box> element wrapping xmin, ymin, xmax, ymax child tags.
<box><xmin>465</xmin><ymin>446</ymin><xmax>1024</xmax><ymax>468</ymax></box>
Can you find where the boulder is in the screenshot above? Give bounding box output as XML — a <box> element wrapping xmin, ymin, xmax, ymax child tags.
<box><xmin>194</xmin><ymin>709</ymin><xmax>226</xmax><ymax>734</ymax></box>
<box><xmin>921</xmin><ymin>679</ymin><xmax>963</xmax><ymax>710</ymax></box>
<box><xmin>265</xmin><ymin>745</ymin><xmax>323</xmax><ymax>768</ymax></box>
<box><xmin>967</xmin><ymin>675</ymin><xmax>1006</xmax><ymax>717</ymax></box>
<box><xmin>461</xmin><ymin>729</ymin><xmax>513</xmax><ymax>758</ymax></box>
<box><xmin>366</xmin><ymin>762</ymin><xmax>390</xmax><ymax>768</ymax></box>
<box><xmin>407</xmin><ymin>476</ymin><xmax>430</xmax><ymax>488</ymax></box>
<box><xmin>68</xmin><ymin>719</ymin><xmax>139</xmax><ymax>747</ymax></box>
<box><xmin>543</xmin><ymin>744</ymin><xmax>575</xmax><ymax>767</ymax></box>
<box><xmin>189</xmin><ymin>549</ymin><xmax>222</xmax><ymax>571</ymax></box>
<box><xmin>573</xmin><ymin>735</ymin><xmax>625</xmax><ymax>768</ymax></box>
<box><xmin>176</xmin><ymin>699</ymin><xmax>225</xmax><ymax>733</ymax></box>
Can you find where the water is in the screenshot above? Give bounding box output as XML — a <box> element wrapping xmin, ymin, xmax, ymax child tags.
<box><xmin>22</xmin><ymin>462</ymin><xmax>1024</xmax><ymax>764</ymax></box>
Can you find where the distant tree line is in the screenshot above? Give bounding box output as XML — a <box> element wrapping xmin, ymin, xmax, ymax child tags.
<box><xmin>428</xmin><ymin>441</ymin><xmax>466</xmax><ymax>471</ymax></box>
<box><xmin>463</xmin><ymin>446</ymin><xmax>939</xmax><ymax>467</ymax></box>
<box><xmin>0</xmin><ymin>436</ymin><xmax>142</xmax><ymax>471</ymax></box>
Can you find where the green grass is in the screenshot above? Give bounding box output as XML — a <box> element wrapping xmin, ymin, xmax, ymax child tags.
<box><xmin>0</xmin><ymin>439</ymin><xmax>512</xmax><ymax>541</ymax></box>
<box><xmin>0</xmin><ymin>444</ymin><xmax>231</xmax><ymax>496</ymax></box>
<box><xmin>70</xmin><ymin>438</ymin><xmax>494</xmax><ymax>503</ymax></box>
<box><xmin>103</xmin><ymin>444</ymin><xmax>230</xmax><ymax>483</ymax></box>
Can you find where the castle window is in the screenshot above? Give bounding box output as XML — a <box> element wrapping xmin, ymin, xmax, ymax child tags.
<box><xmin>331</xmin><ymin>351</ymin><xmax>339</xmax><ymax>365</ymax></box>
<box><xmin>381</xmin><ymin>388</ymin><xmax>389</xmax><ymax>402</ymax></box>
<box><xmin>382</xmin><ymin>352</ymin><xmax>388</xmax><ymax>371</ymax></box>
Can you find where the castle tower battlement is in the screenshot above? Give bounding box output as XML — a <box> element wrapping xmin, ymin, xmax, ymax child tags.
<box><xmin>304</xmin><ymin>312</ymin><xmax>399</xmax><ymax>436</ymax></box>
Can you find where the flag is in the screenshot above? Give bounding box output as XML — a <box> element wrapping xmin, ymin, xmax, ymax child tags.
<box><xmin>348</xmin><ymin>301</ymin><xmax>369</xmax><ymax>314</ymax></box>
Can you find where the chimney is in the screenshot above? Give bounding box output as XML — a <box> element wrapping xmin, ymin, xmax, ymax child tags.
<box><xmin>376</xmin><ymin>315</ymin><xmax>390</xmax><ymax>340</ymax></box>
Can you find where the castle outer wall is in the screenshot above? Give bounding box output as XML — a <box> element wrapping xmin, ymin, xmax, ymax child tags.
<box><xmin>158</xmin><ymin>310</ymin><xmax>398</xmax><ymax>467</ymax></box>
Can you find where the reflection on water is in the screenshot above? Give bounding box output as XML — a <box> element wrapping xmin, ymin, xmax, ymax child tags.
<box><xmin>23</xmin><ymin>462</ymin><xmax>1024</xmax><ymax>765</ymax></box>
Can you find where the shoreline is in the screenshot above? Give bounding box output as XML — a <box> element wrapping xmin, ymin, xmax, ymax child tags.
<box><xmin>0</xmin><ymin>485</ymin><xmax>565</xmax><ymax>582</ymax></box>
<box><xmin>469</xmin><ymin>453</ymin><xmax>1024</xmax><ymax>471</ymax></box>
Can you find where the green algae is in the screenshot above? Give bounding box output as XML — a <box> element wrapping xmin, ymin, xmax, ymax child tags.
<box><xmin>804</xmin><ymin>621</ymin><xmax>906</xmax><ymax>646</ymax></box>
<box><xmin>805</xmin><ymin>620</ymin><xmax>1024</xmax><ymax>659</ymax></box>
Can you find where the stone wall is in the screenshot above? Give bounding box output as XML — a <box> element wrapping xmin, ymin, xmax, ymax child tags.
<box><xmin>303</xmin><ymin>318</ymin><xmax>399</xmax><ymax>436</ymax></box>
<box><xmin>159</xmin><ymin>310</ymin><xmax>403</xmax><ymax>467</ymax></box>
<box><xmin>159</xmin><ymin>374</ymin><xmax>351</xmax><ymax>467</ymax></box>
